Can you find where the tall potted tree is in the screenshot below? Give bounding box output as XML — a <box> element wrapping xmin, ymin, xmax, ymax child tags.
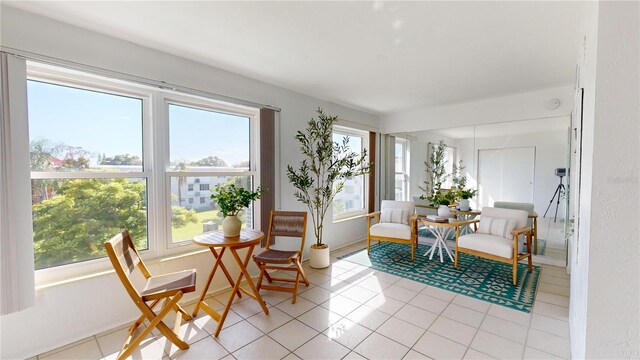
<box><xmin>287</xmin><ymin>108</ymin><xmax>371</xmax><ymax>268</ymax></box>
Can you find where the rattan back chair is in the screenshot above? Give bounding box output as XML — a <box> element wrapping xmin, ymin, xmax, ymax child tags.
<box><xmin>253</xmin><ymin>211</ymin><xmax>309</xmax><ymax>304</ymax></box>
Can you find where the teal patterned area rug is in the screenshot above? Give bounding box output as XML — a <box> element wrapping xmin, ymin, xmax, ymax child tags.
<box><xmin>417</xmin><ymin>228</ymin><xmax>548</xmax><ymax>255</ymax></box>
<box><xmin>338</xmin><ymin>242</ymin><xmax>540</xmax><ymax>312</ymax></box>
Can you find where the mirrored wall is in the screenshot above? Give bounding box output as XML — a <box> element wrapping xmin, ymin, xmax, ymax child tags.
<box><xmin>391</xmin><ymin>116</ymin><xmax>571</xmax><ymax>264</ymax></box>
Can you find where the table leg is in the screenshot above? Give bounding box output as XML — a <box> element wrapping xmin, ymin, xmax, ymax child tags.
<box><xmin>214</xmin><ymin>245</ymin><xmax>269</xmax><ymax>337</ymax></box>
<box><xmin>231</xmin><ymin>245</ymin><xmax>269</xmax><ymax>315</ymax></box>
<box><xmin>192</xmin><ymin>247</ymin><xmax>228</xmax><ymax>318</ymax></box>
<box><xmin>425</xmin><ymin>227</ymin><xmax>439</xmax><ymax>259</ymax></box>
<box><xmin>211</xmin><ymin>248</ymin><xmax>243</xmax><ymax>300</ymax></box>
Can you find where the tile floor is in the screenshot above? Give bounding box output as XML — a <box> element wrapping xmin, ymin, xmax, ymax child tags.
<box><xmin>36</xmin><ymin>242</ymin><xmax>571</xmax><ymax>360</ymax></box>
<box><xmin>535</xmin><ymin>217</ymin><xmax>568</xmax><ymax>263</ymax></box>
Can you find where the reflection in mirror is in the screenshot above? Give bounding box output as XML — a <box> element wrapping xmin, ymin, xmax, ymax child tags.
<box><xmin>395</xmin><ymin>116</ymin><xmax>571</xmax><ymax>264</ymax></box>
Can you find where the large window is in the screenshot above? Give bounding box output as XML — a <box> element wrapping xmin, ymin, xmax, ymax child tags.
<box><xmin>167</xmin><ymin>102</ymin><xmax>257</xmax><ymax>244</ymax></box>
<box><xmin>25</xmin><ymin>64</ymin><xmax>259</xmax><ymax>276</ymax></box>
<box><xmin>27</xmin><ymin>79</ymin><xmax>148</xmax><ymax>270</ymax></box>
<box><xmin>395</xmin><ymin>138</ymin><xmax>409</xmax><ymax>200</ymax></box>
<box><xmin>332</xmin><ymin>126</ymin><xmax>369</xmax><ymax>219</ymax></box>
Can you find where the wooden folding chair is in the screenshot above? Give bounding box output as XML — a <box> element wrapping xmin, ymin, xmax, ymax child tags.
<box><xmin>253</xmin><ymin>211</ymin><xmax>309</xmax><ymax>304</ymax></box>
<box><xmin>105</xmin><ymin>230</ymin><xmax>196</xmax><ymax>360</ymax></box>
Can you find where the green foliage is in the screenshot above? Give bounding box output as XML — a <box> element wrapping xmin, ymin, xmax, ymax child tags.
<box><xmin>419</xmin><ymin>140</ymin><xmax>449</xmax><ymax>197</ymax></box>
<box><xmin>429</xmin><ymin>189</ymin><xmax>456</xmax><ymax>206</ymax></box>
<box><xmin>450</xmin><ymin>159</ymin><xmax>477</xmax><ymax>200</ymax></box>
<box><xmin>171</xmin><ymin>206</ymin><xmax>198</xmax><ymax>227</ymax></box>
<box><xmin>30</xmin><ymin>138</ymin><xmax>65</xmax><ymax>171</ymax></box>
<box><xmin>286</xmin><ymin>108</ymin><xmax>372</xmax><ymax>246</ymax></box>
<box><xmin>99</xmin><ymin>153</ymin><xmax>142</xmax><ymax>165</ymax></box>
<box><xmin>457</xmin><ymin>188</ymin><xmax>477</xmax><ymax>200</ymax></box>
<box><xmin>210</xmin><ymin>183</ymin><xmax>265</xmax><ymax>217</ymax></box>
<box><xmin>32</xmin><ymin>178</ymin><xmax>199</xmax><ymax>270</ymax></box>
<box><xmin>190</xmin><ymin>156</ymin><xmax>228</xmax><ymax>167</ymax></box>
<box><xmin>32</xmin><ymin>178</ymin><xmax>147</xmax><ymax>269</ymax></box>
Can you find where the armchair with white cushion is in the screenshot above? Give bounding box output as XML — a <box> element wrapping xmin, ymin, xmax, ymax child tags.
<box><xmin>455</xmin><ymin>207</ymin><xmax>533</xmax><ymax>285</ymax></box>
<box><xmin>367</xmin><ymin>200</ymin><xmax>419</xmax><ymax>261</ymax></box>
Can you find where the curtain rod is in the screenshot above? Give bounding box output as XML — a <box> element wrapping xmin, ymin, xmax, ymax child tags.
<box><xmin>0</xmin><ymin>47</ymin><xmax>281</xmax><ymax>112</ymax></box>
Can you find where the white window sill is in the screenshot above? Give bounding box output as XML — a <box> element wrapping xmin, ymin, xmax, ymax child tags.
<box><xmin>35</xmin><ymin>248</ymin><xmax>211</xmax><ymax>291</ymax></box>
<box><xmin>333</xmin><ymin>212</ymin><xmax>368</xmax><ymax>224</ymax></box>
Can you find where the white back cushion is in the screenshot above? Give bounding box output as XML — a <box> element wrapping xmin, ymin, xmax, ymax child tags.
<box><xmin>380</xmin><ymin>200</ymin><xmax>415</xmax><ymax>225</ymax></box>
<box><xmin>481</xmin><ymin>207</ymin><xmax>529</xmax><ymax>229</ymax></box>
<box><xmin>478</xmin><ymin>216</ymin><xmax>517</xmax><ymax>239</ymax></box>
<box><xmin>380</xmin><ymin>208</ymin><xmax>409</xmax><ymax>224</ymax></box>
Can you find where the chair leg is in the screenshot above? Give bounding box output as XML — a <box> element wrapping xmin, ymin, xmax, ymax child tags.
<box><xmin>173</xmin><ymin>303</ymin><xmax>193</xmax><ymax>321</ymax></box>
<box><xmin>367</xmin><ymin>236</ymin><xmax>371</xmax><ymax>255</ymax></box>
<box><xmin>292</xmin><ymin>271</ymin><xmax>300</xmax><ymax>304</ymax></box>
<box><xmin>410</xmin><ymin>241</ymin><xmax>414</xmax><ymax>262</ymax></box>
<box><xmin>513</xmin><ymin>260</ymin><xmax>518</xmax><ymax>286</ymax></box>
<box><xmin>527</xmin><ymin>232</ymin><xmax>533</xmax><ymax>273</ymax></box>
<box><xmin>454</xmin><ymin>245</ymin><xmax>459</xmax><ymax>268</ymax></box>
<box><xmin>295</xmin><ymin>259</ymin><xmax>310</xmax><ymax>286</ymax></box>
<box><xmin>120</xmin><ymin>293</ymin><xmax>188</xmax><ymax>360</ymax></box>
<box><xmin>255</xmin><ymin>264</ymin><xmax>266</xmax><ymax>291</ymax></box>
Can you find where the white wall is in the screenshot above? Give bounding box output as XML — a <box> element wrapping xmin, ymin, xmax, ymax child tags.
<box><xmin>571</xmin><ymin>1</ymin><xmax>640</xmax><ymax>358</ymax></box>
<box><xmin>0</xmin><ymin>6</ymin><xmax>380</xmax><ymax>358</ymax></box>
<box><xmin>455</xmin><ymin>129</ymin><xmax>570</xmax><ymax>218</ymax></box>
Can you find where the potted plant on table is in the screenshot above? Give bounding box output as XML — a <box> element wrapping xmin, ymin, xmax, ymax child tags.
<box><xmin>430</xmin><ymin>189</ymin><xmax>456</xmax><ymax>217</ymax></box>
<box><xmin>456</xmin><ymin>188</ymin><xmax>477</xmax><ymax>211</ymax></box>
<box><xmin>287</xmin><ymin>108</ymin><xmax>371</xmax><ymax>268</ymax></box>
<box><xmin>210</xmin><ymin>183</ymin><xmax>265</xmax><ymax>237</ymax></box>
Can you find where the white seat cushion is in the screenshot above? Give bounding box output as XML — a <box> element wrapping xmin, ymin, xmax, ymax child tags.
<box><xmin>370</xmin><ymin>223</ymin><xmax>412</xmax><ymax>240</ymax></box>
<box><xmin>457</xmin><ymin>233</ymin><xmax>515</xmax><ymax>259</ymax></box>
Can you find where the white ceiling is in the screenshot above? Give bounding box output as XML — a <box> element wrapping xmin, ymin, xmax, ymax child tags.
<box><xmin>6</xmin><ymin>1</ymin><xmax>584</xmax><ymax>115</ymax></box>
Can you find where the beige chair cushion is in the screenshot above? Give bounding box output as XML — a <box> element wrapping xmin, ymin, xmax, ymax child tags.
<box><xmin>370</xmin><ymin>223</ymin><xmax>412</xmax><ymax>240</ymax></box>
<box><xmin>458</xmin><ymin>233</ymin><xmax>514</xmax><ymax>259</ymax></box>
<box><xmin>380</xmin><ymin>200</ymin><xmax>415</xmax><ymax>225</ymax></box>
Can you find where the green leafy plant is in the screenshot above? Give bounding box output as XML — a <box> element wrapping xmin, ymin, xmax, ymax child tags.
<box><xmin>430</xmin><ymin>189</ymin><xmax>456</xmax><ymax>206</ymax></box>
<box><xmin>210</xmin><ymin>184</ymin><xmax>265</xmax><ymax>217</ymax></box>
<box><xmin>287</xmin><ymin>108</ymin><xmax>372</xmax><ymax>248</ymax></box>
<box><xmin>457</xmin><ymin>188</ymin><xmax>477</xmax><ymax>200</ymax></box>
<box><xmin>419</xmin><ymin>140</ymin><xmax>449</xmax><ymax>197</ymax></box>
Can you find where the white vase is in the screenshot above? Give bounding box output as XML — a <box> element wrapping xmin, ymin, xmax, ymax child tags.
<box><xmin>437</xmin><ymin>205</ymin><xmax>451</xmax><ymax>218</ymax></box>
<box><xmin>459</xmin><ymin>199</ymin><xmax>470</xmax><ymax>211</ymax></box>
<box><xmin>222</xmin><ymin>215</ymin><xmax>241</xmax><ymax>237</ymax></box>
<box><xmin>309</xmin><ymin>244</ymin><xmax>330</xmax><ymax>269</ymax></box>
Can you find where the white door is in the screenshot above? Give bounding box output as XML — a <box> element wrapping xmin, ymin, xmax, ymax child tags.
<box><xmin>477</xmin><ymin>147</ymin><xmax>535</xmax><ymax>208</ymax></box>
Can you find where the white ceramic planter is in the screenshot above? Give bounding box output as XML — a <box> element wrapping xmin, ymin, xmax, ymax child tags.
<box><xmin>459</xmin><ymin>199</ymin><xmax>470</xmax><ymax>211</ymax></box>
<box><xmin>222</xmin><ymin>215</ymin><xmax>241</xmax><ymax>237</ymax></box>
<box><xmin>309</xmin><ymin>244</ymin><xmax>330</xmax><ymax>269</ymax></box>
<box><xmin>437</xmin><ymin>205</ymin><xmax>451</xmax><ymax>218</ymax></box>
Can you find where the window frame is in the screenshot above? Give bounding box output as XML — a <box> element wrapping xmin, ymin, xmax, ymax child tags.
<box><xmin>162</xmin><ymin>94</ymin><xmax>260</xmax><ymax>248</ymax></box>
<box><xmin>27</xmin><ymin>65</ymin><xmax>157</xmax><ymax>285</ymax></box>
<box><xmin>332</xmin><ymin>125</ymin><xmax>369</xmax><ymax>221</ymax></box>
<box><xmin>25</xmin><ymin>63</ymin><xmax>261</xmax><ymax>286</ymax></box>
<box><xmin>394</xmin><ymin>137</ymin><xmax>410</xmax><ymax>201</ymax></box>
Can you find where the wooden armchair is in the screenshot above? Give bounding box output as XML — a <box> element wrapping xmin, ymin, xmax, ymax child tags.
<box><xmin>105</xmin><ymin>230</ymin><xmax>196</xmax><ymax>360</ymax></box>
<box><xmin>367</xmin><ymin>200</ymin><xmax>419</xmax><ymax>261</ymax></box>
<box><xmin>454</xmin><ymin>207</ymin><xmax>533</xmax><ymax>285</ymax></box>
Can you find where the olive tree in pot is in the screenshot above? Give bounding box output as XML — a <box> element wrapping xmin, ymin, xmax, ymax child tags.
<box><xmin>287</xmin><ymin>108</ymin><xmax>371</xmax><ymax>268</ymax></box>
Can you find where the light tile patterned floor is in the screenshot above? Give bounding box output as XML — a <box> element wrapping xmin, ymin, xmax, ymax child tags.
<box><xmin>36</xmin><ymin>241</ymin><xmax>571</xmax><ymax>360</ymax></box>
